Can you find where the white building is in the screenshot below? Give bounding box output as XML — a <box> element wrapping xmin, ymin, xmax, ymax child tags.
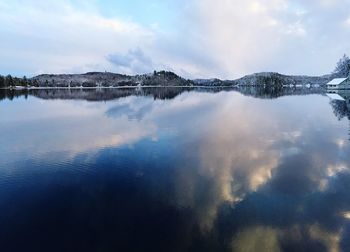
<box><xmin>327</xmin><ymin>77</ymin><xmax>350</xmax><ymax>90</ymax></box>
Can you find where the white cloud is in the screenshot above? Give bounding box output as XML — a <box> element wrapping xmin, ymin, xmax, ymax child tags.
<box><xmin>107</xmin><ymin>48</ymin><xmax>155</xmax><ymax>74</ymax></box>
<box><xmin>345</xmin><ymin>17</ymin><xmax>350</xmax><ymax>26</ymax></box>
<box><xmin>0</xmin><ymin>0</ymin><xmax>155</xmax><ymax>75</ymax></box>
<box><xmin>171</xmin><ymin>0</ymin><xmax>350</xmax><ymax>78</ymax></box>
<box><xmin>0</xmin><ymin>0</ymin><xmax>350</xmax><ymax>79</ymax></box>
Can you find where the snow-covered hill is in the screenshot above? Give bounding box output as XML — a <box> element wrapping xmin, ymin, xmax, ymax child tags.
<box><xmin>0</xmin><ymin>70</ymin><xmax>333</xmax><ymax>89</ymax></box>
<box><xmin>31</xmin><ymin>71</ymin><xmax>194</xmax><ymax>87</ymax></box>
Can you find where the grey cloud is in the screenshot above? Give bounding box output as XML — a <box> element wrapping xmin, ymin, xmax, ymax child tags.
<box><xmin>161</xmin><ymin>0</ymin><xmax>350</xmax><ymax>78</ymax></box>
<box><xmin>107</xmin><ymin>48</ymin><xmax>155</xmax><ymax>74</ymax></box>
<box><xmin>2</xmin><ymin>0</ymin><xmax>350</xmax><ymax>79</ymax></box>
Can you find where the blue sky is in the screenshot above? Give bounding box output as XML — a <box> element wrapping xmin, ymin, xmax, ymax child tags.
<box><xmin>0</xmin><ymin>0</ymin><xmax>350</xmax><ymax>79</ymax></box>
<box><xmin>95</xmin><ymin>0</ymin><xmax>180</xmax><ymax>28</ymax></box>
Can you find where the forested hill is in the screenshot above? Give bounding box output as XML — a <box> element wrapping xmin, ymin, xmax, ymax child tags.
<box><xmin>0</xmin><ymin>71</ymin><xmax>332</xmax><ymax>89</ymax></box>
<box><xmin>0</xmin><ymin>54</ymin><xmax>349</xmax><ymax>88</ymax></box>
<box><xmin>229</xmin><ymin>72</ymin><xmax>331</xmax><ymax>87</ymax></box>
<box><xmin>0</xmin><ymin>71</ymin><xmax>194</xmax><ymax>88</ymax></box>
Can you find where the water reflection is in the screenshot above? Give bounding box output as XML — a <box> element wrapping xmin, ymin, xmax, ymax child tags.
<box><xmin>0</xmin><ymin>88</ymin><xmax>350</xmax><ymax>251</ymax></box>
<box><xmin>0</xmin><ymin>86</ymin><xmax>324</xmax><ymax>102</ymax></box>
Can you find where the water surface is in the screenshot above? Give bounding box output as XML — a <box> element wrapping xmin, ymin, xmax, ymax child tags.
<box><xmin>1</xmin><ymin>88</ymin><xmax>350</xmax><ymax>252</ymax></box>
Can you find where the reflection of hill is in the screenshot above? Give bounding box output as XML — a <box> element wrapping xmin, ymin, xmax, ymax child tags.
<box><xmin>236</xmin><ymin>86</ymin><xmax>325</xmax><ymax>99</ymax></box>
<box><xmin>0</xmin><ymin>86</ymin><xmax>326</xmax><ymax>102</ymax></box>
<box><xmin>138</xmin><ymin>87</ymin><xmax>193</xmax><ymax>100</ymax></box>
<box><xmin>0</xmin><ymin>87</ymin><xmax>235</xmax><ymax>102</ymax></box>
<box><xmin>0</xmin><ymin>88</ymin><xmax>191</xmax><ymax>102</ymax></box>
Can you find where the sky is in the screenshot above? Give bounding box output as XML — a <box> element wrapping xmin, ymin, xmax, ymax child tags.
<box><xmin>0</xmin><ymin>0</ymin><xmax>350</xmax><ymax>79</ymax></box>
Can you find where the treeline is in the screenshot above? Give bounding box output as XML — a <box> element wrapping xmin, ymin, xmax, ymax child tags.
<box><xmin>333</xmin><ymin>54</ymin><xmax>350</xmax><ymax>77</ymax></box>
<box><xmin>0</xmin><ymin>75</ymin><xmax>39</xmax><ymax>88</ymax></box>
<box><xmin>142</xmin><ymin>70</ymin><xmax>194</xmax><ymax>86</ymax></box>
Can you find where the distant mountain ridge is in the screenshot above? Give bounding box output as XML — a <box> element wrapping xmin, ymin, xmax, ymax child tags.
<box><xmin>32</xmin><ymin>71</ymin><xmax>194</xmax><ymax>87</ymax></box>
<box><xmin>1</xmin><ymin>54</ymin><xmax>349</xmax><ymax>89</ymax></box>
<box><xmin>0</xmin><ymin>69</ymin><xmax>341</xmax><ymax>89</ymax></box>
<box><xmin>18</xmin><ymin>71</ymin><xmax>334</xmax><ymax>88</ymax></box>
<box><xmin>229</xmin><ymin>72</ymin><xmax>332</xmax><ymax>87</ymax></box>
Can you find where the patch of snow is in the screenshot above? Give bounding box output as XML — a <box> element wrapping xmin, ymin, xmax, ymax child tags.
<box><xmin>326</xmin><ymin>93</ymin><xmax>345</xmax><ymax>101</ymax></box>
<box><xmin>327</xmin><ymin>78</ymin><xmax>348</xmax><ymax>85</ymax></box>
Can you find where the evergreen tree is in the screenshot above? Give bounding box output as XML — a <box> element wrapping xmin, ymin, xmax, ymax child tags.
<box><xmin>6</xmin><ymin>75</ymin><xmax>14</xmax><ymax>87</ymax></box>
<box><xmin>0</xmin><ymin>75</ymin><xmax>5</xmax><ymax>88</ymax></box>
<box><xmin>13</xmin><ymin>77</ymin><xmax>20</xmax><ymax>86</ymax></box>
<box><xmin>33</xmin><ymin>79</ymin><xmax>39</xmax><ymax>87</ymax></box>
<box><xmin>23</xmin><ymin>76</ymin><xmax>28</xmax><ymax>87</ymax></box>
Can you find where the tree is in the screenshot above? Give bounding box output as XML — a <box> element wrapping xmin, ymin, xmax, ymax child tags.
<box><xmin>33</xmin><ymin>79</ymin><xmax>39</xmax><ymax>87</ymax></box>
<box><xmin>0</xmin><ymin>75</ymin><xmax>5</xmax><ymax>88</ymax></box>
<box><xmin>6</xmin><ymin>75</ymin><xmax>14</xmax><ymax>87</ymax></box>
<box><xmin>333</xmin><ymin>54</ymin><xmax>350</xmax><ymax>77</ymax></box>
<box><xmin>23</xmin><ymin>76</ymin><xmax>28</xmax><ymax>87</ymax></box>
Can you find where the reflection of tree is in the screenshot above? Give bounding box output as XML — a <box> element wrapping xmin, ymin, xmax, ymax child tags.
<box><xmin>0</xmin><ymin>87</ymin><xmax>235</xmax><ymax>102</ymax></box>
<box><xmin>237</xmin><ymin>86</ymin><xmax>324</xmax><ymax>99</ymax></box>
<box><xmin>0</xmin><ymin>89</ymin><xmax>29</xmax><ymax>101</ymax></box>
<box><xmin>1</xmin><ymin>87</ymin><xmax>326</xmax><ymax>102</ymax></box>
<box><xmin>329</xmin><ymin>95</ymin><xmax>350</xmax><ymax>141</ymax></box>
<box><xmin>330</xmin><ymin>100</ymin><xmax>349</xmax><ymax>120</ymax></box>
<box><xmin>138</xmin><ymin>87</ymin><xmax>193</xmax><ymax>100</ymax></box>
<box><xmin>0</xmin><ymin>88</ymin><xmax>189</xmax><ymax>102</ymax></box>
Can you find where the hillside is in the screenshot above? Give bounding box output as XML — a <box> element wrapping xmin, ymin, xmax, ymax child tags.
<box><xmin>30</xmin><ymin>72</ymin><xmax>332</xmax><ymax>88</ymax></box>
<box><xmin>0</xmin><ymin>70</ymin><xmax>340</xmax><ymax>89</ymax></box>
<box><xmin>230</xmin><ymin>72</ymin><xmax>332</xmax><ymax>87</ymax></box>
<box><xmin>30</xmin><ymin>71</ymin><xmax>194</xmax><ymax>88</ymax></box>
<box><xmin>0</xmin><ymin>54</ymin><xmax>348</xmax><ymax>89</ymax></box>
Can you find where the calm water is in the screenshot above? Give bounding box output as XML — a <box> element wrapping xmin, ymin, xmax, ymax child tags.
<box><xmin>1</xmin><ymin>88</ymin><xmax>350</xmax><ymax>252</ymax></box>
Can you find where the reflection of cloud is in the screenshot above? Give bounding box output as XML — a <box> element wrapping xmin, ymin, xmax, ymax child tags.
<box><xmin>231</xmin><ymin>224</ymin><xmax>341</xmax><ymax>252</ymax></box>
<box><xmin>106</xmin><ymin>97</ymin><xmax>154</xmax><ymax>121</ymax></box>
<box><xmin>0</xmin><ymin>97</ymin><xmax>157</xmax><ymax>161</ymax></box>
<box><xmin>232</xmin><ymin>226</ymin><xmax>281</xmax><ymax>252</ymax></box>
<box><xmin>341</xmin><ymin>212</ymin><xmax>350</xmax><ymax>220</ymax></box>
<box><xmin>215</xmin><ymin>170</ymin><xmax>350</xmax><ymax>251</ymax></box>
<box><xmin>3</xmin><ymin>90</ymin><xmax>350</xmax><ymax>249</ymax></box>
<box><xmin>327</xmin><ymin>163</ymin><xmax>347</xmax><ymax>177</ymax></box>
<box><xmin>160</xmin><ymin>93</ymin><xmax>350</xmax><ymax>234</ymax></box>
<box><xmin>309</xmin><ymin>224</ymin><xmax>341</xmax><ymax>252</ymax></box>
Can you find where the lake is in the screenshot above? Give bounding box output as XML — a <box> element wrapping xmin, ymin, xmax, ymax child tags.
<box><xmin>1</xmin><ymin>87</ymin><xmax>350</xmax><ymax>252</ymax></box>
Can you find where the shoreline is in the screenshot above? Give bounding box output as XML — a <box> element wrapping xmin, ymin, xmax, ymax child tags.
<box><xmin>0</xmin><ymin>84</ymin><xmax>326</xmax><ymax>91</ymax></box>
<box><xmin>0</xmin><ymin>85</ymin><xmax>238</xmax><ymax>90</ymax></box>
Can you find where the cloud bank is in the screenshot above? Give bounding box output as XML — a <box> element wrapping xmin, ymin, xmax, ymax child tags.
<box><xmin>0</xmin><ymin>0</ymin><xmax>350</xmax><ymax>78</ymax></box>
